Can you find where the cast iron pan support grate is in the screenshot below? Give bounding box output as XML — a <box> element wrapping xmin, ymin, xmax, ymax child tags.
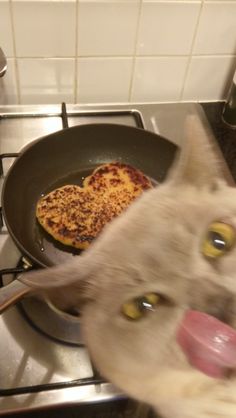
<box><xmin>0</xmin><ymin>103</ymin><xmax>69</xmax><ymax>237</ymax></box>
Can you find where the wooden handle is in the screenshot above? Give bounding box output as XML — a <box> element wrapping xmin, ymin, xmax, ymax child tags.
<box><xmin>0</xmin><ymin>280</ymin><xmax>31</xmax><ymax>313</ymax></box>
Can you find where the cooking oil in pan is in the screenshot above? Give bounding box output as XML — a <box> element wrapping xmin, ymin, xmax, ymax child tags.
<box><xmin>42</xmin><ymin>166</ymin><xmax>98</xmax><ymax>195</ymax></box>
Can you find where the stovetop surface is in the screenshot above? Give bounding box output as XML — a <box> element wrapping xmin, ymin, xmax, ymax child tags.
<box><xmin>0</xmin><ymin>102</ymin><xmax>232</xmax><ymax>415</ymax></box>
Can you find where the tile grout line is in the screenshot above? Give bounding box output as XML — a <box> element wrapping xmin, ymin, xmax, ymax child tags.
<box><xmin>180</xmin><ymin>0</ymin><xmax>204</xmax><ymax>101</ymax></box>
<box><xmin>204</xmin><ymin>0</ymin><xmax>236</xmax><ymax>3</ymax></box>
<box><xmin>128</xmin><ymin>0</ymin><xmax>143</xmax><ymax>103</ymax></box>
<box><xmin>9</xmin><ymin>0</ymin><xmax>21</xmax><ymax>104</ymax></box>
<box><xmin>141</xmin><ymin>0</ymin><xmax>236</xmax><ymax>3</ymax></box>
<box><xmin>74</xmin><ymin>0</ymin><xmax>79</xmax><ymax>104</ymax></box>
<box><xmin>11</xmin><ymin>54</ymin><xmax>236</xmax><ymax>60</ymax></box>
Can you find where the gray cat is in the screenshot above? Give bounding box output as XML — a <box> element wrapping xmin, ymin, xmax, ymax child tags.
<box><xmin>20</xmin><ymin>116</ymin><xmax>236</xmax><ymax>418</ymax></box>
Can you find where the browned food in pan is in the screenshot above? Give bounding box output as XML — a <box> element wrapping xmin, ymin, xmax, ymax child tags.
<box><xmin>36</xmin><ymin>162</ymin><xmax>153</xmax><ymax>250</ymax></box>
<box><xmin>84</xmin><ymin>161</ymin><xmax>152</xmax><ymax>195</ymax></box>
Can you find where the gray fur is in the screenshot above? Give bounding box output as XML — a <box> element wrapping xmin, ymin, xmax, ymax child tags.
<box><xmin>21</xmin><ymin>116</ymin><xmax>236</xmax><ymax>418</ymax></box>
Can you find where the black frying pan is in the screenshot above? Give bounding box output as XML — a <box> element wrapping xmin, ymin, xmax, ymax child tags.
<box><xmin>2</xmin><ymin>123</ymin><xmax>177</xmax><ymax>268</ymax></box>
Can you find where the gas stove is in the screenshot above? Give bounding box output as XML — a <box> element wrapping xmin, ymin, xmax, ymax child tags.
<box><xmin>0</xmin><ymin>102</ymin><xmax>231</xmax><ymax>416</ymax></box>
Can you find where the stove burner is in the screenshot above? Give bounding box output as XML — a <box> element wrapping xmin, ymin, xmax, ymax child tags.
<box><xmin>18</xmin><ymin>295</ymin><xmax>84</xmax><ymax>346</ymax></box>
<box><xmin>0</xmin><ymin>255</ymin><xmax>84</xmax><ymax>345</ymax></box>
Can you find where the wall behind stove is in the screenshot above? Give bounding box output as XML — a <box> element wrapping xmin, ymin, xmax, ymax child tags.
<box><xmin>0</xmin><ymin>0</ymin><xmax>236</xmax><ymax>105</ymax></box>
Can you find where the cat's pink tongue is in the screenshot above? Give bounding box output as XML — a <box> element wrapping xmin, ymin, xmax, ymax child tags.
<box><xmin>177</xmin><ymin>310</ymin><xmax>236</xmax><ymax>378</ymax></box>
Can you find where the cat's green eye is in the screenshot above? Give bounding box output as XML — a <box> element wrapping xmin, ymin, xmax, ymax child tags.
<box><xmin>121</xmin><ymin>293</ymin><xmax>160</xmax><ymax>320</ymax></box>
<box><xmin>202</xmin><ymin>222</ymin><xmax>236</xmax><ymax>258</ymax></box>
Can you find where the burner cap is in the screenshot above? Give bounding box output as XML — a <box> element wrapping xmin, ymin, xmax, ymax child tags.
<box><xmin>19</xmin><ymin>296</ymin><xmax>84</xmax><ymax>346</ymax></box>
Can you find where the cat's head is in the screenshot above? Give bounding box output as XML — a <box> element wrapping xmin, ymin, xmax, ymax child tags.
<box><xmin>21</xmin><ymin>116</ymin><xmax>236</xmax><ymax>417</ymax></box>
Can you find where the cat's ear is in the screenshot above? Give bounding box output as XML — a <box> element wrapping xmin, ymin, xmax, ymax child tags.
<box><xmin>166</xmin><ymin>115</ymin><xmax>231</xmax><ymax>188</ymax></box>
<box><xmin>19</xmin><ymin>252</ymin><xmax>98</xmax><ymax>310</ymax></box>
<box><xmin>20</xmin><ymin>259</ymin><xmax>86</xmax><ymax>288</ymax></box>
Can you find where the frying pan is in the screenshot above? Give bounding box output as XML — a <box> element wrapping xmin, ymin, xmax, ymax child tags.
<box><xmin>2</xmin><ymin>123</ymin><xmax>177</xmax><ymax>268</ymax></box>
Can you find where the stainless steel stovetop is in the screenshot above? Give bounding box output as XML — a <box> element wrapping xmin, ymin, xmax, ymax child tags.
<box><xmin>0</xmin><ymin>102</ymin><xmax>231</xmax><ymax>416</ymax></box>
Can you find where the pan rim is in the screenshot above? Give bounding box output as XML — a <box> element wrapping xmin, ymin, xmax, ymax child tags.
<box><xmin>1</xmin><ymin>123</ymin><xmax>177</xmax><ymax>268</ymax></box>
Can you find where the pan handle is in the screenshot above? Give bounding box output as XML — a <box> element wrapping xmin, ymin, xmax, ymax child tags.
<box><xmin>0</xmin><ymin>280</ymin><xmax>31</xmax><ymax>313</ymax></box>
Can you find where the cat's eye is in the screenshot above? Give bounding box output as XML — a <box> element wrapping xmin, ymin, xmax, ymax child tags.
<box><xmin>202</xmin><ymin>222</ymin><xmax>236</xmax><ymax>258</ymax></box>
<box><xmin>121</xmin><ymin>293</ymin><xmax>160</xmax><ymax>320</ymax></box>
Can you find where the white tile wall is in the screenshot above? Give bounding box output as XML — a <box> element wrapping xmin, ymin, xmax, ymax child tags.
<box><xmin>12</xmin><ymin>0</ymin><xmax>76</xmax><ymax>57</ymax></box>
<box><xmin>78</xmin><ymin>1</ymin><xmax>140</xmax><ymax>56</ymax></box>
<box><xmin>193</xmin><ymin>2</ymin><xmax>236</xmax><ymax>55</ymax></box>
<box><xmin>0</xmin><ymin>0</ymin><xmax>14</xmax><ymax>57</ymax></box>
<box><xmin>137</xmin><ymin>2</ymin><xmax>201</xmax><ymax>56</ymax></box>
<box><xmin>183</xmin><ymin>55</ymin><xmax>236</xmax><ymax>101</ymax></box>
<box><xmin>18</xmin><ymin>58</ymin><xmax>75</xmax><ymax>103</ymax></box>
<box><xmin>132</xmin><ymin>57</ymin><xmax>188</xmax><ymax>101</ymax></box>
<box><xmin>77</xmin><ymin>57</ymin><xmax>133</xmax><ymax>103</ymax></box>
<box><xmin>0</xmin><ymin>0</ymin><xmax>235</xmax><ymax>105</ymax></box>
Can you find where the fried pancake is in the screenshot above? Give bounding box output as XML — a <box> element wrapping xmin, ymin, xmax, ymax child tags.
<box><xmin>36</xmin><ymin>163</ymin><xmax>153</xmax><ymax>250</ymax></box>
<box><xmin>84</xmin><ymin>162</ymin><xmax>152</xmax><ymax>196</ymax></box>
<box><xmin>36</xmin><ymin>185</ymin><xmax>114</xmax><ymax>250</ymax></box>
